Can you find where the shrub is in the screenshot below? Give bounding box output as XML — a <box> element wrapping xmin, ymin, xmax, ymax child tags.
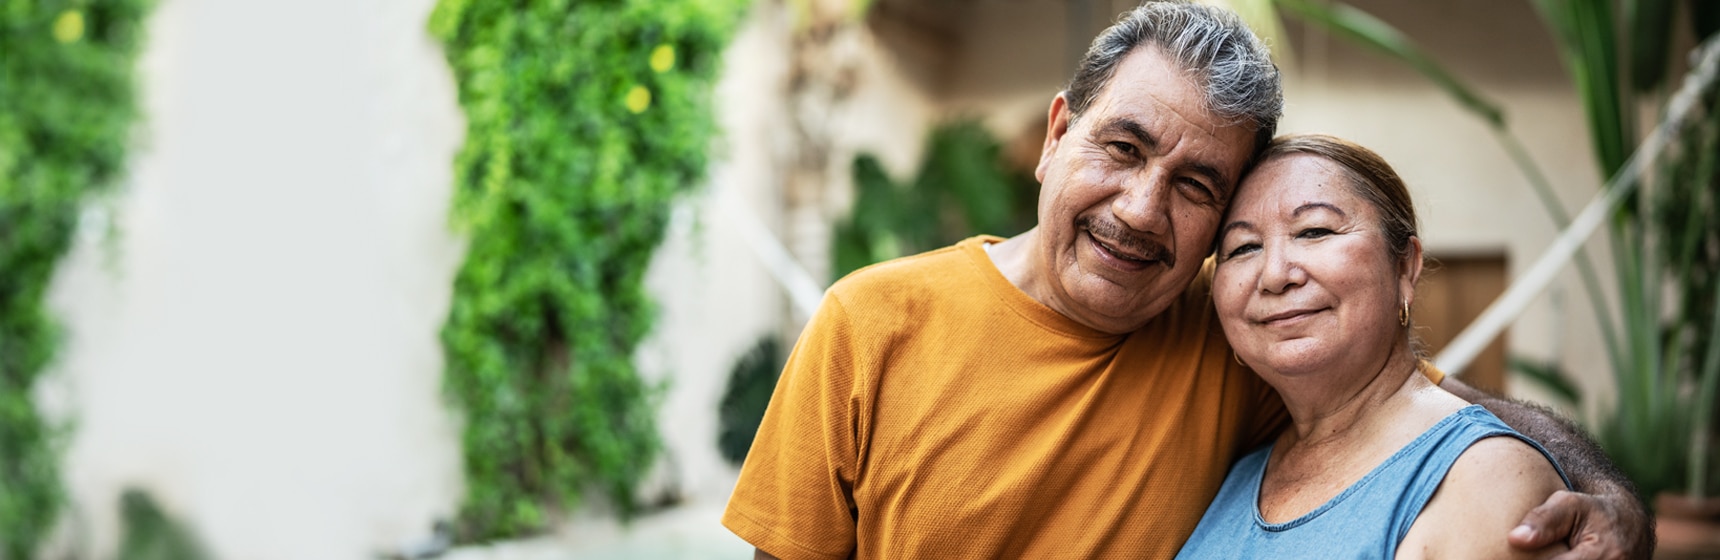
<box><xmin>0</xmin><ymin>0</ymin><xmax>151</xmax><ymax>555</ymax></box>
<box><xmin>429</xmin><ymin>0</ymin><xmax>749</xmax><ymax>540</ymax></box>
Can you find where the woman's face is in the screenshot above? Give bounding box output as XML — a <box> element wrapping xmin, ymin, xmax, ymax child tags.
<box><xmin>1213</xmin><ymin>153</ymin><xmax>1420</xmax><ymax>379</ymax></box>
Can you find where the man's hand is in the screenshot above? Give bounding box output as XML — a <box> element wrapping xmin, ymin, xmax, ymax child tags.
<box><xmin>1440</xmin><ymin>377</ymin><xmax>1653</xmax><ymax>559</ymax></box>
<box><xmin>1507</xmin><ymin>489</ymin><xmax>1652</xmax><ymax>559</ymax></box>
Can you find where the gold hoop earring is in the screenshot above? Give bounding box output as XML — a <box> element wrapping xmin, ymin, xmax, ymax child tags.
<box><xmin>1233</xmin><ymin>350</ymin><xmax>1245</xmax><ymax>367</ymax></box>
<box><xmin>1400</xmin><ymin>301</ymin><xmax>1411</xmax><ymax>326</ymax></box>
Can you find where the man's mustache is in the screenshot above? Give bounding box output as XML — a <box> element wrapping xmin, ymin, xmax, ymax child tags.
<box><xmin>1077</xmin><ymin>216</ymin><xmax>1175</xmax><ymax>267</ymax></box>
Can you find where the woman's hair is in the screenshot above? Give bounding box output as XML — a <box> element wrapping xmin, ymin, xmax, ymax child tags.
<box><xmin>1260</xmin><ymin>134</ymin><xmax>1420</xmax><ymax>264</ymax></box>
<box><xmin>1260</xmin><ymin>134</ymin><xmax>1427</xmax><ymax>354</ymax></box>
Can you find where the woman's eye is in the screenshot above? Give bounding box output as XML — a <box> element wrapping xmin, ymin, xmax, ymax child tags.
<box><xmin>1224</xmin><ymin>243</ymin><xmax>1259</xmax><ymax>260</ymax></box>
<box><xmin>1297</xmin><ymin>228</ymin><xmax>1334</xmax><ymax>239</ymax></box>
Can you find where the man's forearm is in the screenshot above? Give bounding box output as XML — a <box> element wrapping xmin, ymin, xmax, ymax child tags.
<box><xmin>1442</xmin><ymin>378</ymin><xmax>1653</xmax><ymax>557</ymax></box>
<box><xmin>1447</xmin><ymin>381</ymin><xmax>1629</xmax><ymax>493</ymax></box>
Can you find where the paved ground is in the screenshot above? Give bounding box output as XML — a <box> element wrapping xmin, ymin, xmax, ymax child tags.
<box><xmin>443</xmin><ymin>500</ymin><xmax>753</xmax><ymax>560</ymax></box>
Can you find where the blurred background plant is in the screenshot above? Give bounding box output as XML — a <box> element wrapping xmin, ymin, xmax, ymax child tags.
<box><xmin>428</xmin><ymin>0</ymin><xmax>749</xmax><ymax>542</ymax></box>
<box><xmin>1266</xmin><ymin>0</ymin><xmax>1720</xmax><ymax>504</ymax></box>
<box><xmin>706</xmin><ymin>118</ymin><xmax>1038</xmax><ymax>473</ymax></box>
<box><xmin>716</xmin><ymin>335</ymin><xmax>783</xmax><ymax>466</ymax></box>
<box><xmin>832</xmin><ymin>118</ymin><xmax>1038</xmax><ymax>279</ymax></box>
<box><xmin>0</xmin><ymin>0</ymin><xmax>151</xmax><ymax>556</ymax></box>
<box><xmin>113</xmin><ymin>489</ymin><xmax>209</xmax><ymax>560</ymax></box>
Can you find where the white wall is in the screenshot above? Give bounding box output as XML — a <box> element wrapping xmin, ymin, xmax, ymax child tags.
<box><xmin>45</xmin><ymin>0</ymin><xmax>466</xmax><ymax>557</ymax></box>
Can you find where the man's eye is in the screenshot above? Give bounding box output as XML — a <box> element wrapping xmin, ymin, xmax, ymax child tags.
<box><xmin>1108</xmin><ymin>142</ymin><xmax>1138</xmax><ymax>157</ymax></box>
<box><xmin>1179</xmin><ymin>178</ymin><xmax>1214</xmax><ymax>201</ymax></box>
<box><xmin>1297</xmin><ymin>228</ymin><xmax>1334</xmax><ymax>239</ymax></box>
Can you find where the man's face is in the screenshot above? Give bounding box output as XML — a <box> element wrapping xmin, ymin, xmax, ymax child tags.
<box><xmin>1032</xmin><ymin>46</ymin><xmax>1256</xmax><ymax>334</ymax></box>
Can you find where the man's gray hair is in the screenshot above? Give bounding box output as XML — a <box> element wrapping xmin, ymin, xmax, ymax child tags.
<box><xmin>1065</xmin><ymin>1</ymin><xmax>1283</xmax><ymax>156</ymax></box>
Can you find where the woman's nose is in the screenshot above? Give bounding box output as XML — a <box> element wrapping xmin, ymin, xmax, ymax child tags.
<box><xmin>1258</xmin><ymin>243</ymin><xmax>1306</xmax><ymax>294</ymax></box>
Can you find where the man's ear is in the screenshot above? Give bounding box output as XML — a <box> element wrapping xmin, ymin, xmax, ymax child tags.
<box><xmin>1401</xmin><ymin>236</ymin><xmax>1424</xmax><ymax>307</ymax></box>
<box><xmin>1036</xmin><ymin>92</ymin><xmax>1073</xmax><ymax>183</ymax></box>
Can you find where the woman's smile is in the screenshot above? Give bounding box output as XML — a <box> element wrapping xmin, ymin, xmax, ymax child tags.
<box><xmin>1255</xmin><ymin>307</ymin><xmax>1328</xmax><ymax>327</ymax></box>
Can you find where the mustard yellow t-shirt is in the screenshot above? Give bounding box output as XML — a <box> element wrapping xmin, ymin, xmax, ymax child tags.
<box><xmin>723</xmin><ymin>236</ymin><xmax>1289</xmax><ymax>559</ymax></box>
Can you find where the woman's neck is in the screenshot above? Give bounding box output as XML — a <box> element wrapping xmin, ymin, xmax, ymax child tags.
<box><xmin>1256</xmin><ymin>349</ymin><xmax>1472</xmax><ymax>523</ymax></box>
<box><xmin>1274</xmin><ymin>350</ymin><xmax>1432</xmax><ymax>452</ymax></box>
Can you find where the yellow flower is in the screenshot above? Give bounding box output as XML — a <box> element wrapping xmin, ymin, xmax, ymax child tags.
<box><xmin>54</xmin><ymin>10</ymin><xmax>85</xmax><ymax>44</ymax></box>
<box><xmin>649</xmin><ymin>44</ymin><xmax>676</xmax><ymax>73</ymax></box>
<box><xmin>625</xmin><ymin>85</ymin><xmax>652</xmax><ymax>113</ymax></box>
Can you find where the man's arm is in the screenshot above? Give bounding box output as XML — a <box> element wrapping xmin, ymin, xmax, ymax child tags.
<box><xmin>1441</xmin><ymin>377</ymin><xmax>1654</xmax><ymax>559</ymax></box>
<box><xmin>723</xmin><ymin>294</ymin><xmax>865</xmax><ymax>558</ymax></box>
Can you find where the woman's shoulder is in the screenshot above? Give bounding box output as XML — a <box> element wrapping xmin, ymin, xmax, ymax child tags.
<box><xmin>1446</xmin><ymin>435</ymin><xmax>1568</xmax><ymax>498</ymax></box>
<box><xmin>1398</xmin><ymin>430</ymin><xmax>1569</xmax><ymax>559</ymax></box>
<box><xmin>1440</xmin><ymin>407</ymin><xmax>1571</xmax><ymax>496</ymax></box>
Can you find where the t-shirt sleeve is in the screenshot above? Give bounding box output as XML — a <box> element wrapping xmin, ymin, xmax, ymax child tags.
<box><xmin>722</xmin><ymin>295</ymin><xmax>863</xmax><ymax>560</ymax></box>
<box><xmin>1419</xmin><ymin>360</ymin><xmax>1447</xmax><ymax>385</ymax></box>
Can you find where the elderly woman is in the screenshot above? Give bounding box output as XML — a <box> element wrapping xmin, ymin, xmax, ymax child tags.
<box><xmin>1175</xmin><ymin>134</ymin><xmax>1572</xmax><ymax>559</ymax></box>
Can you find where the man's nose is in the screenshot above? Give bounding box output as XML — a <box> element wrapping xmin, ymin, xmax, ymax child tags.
<box><xmin>1109</xmin><ymin>172</ymin><xmax>1173</xmax><ymax>236</ymax></box>
<box><xmin>1258</xmin><ymin>243</ymin><xmax>1307</xmax><ymax>294</ymax></box>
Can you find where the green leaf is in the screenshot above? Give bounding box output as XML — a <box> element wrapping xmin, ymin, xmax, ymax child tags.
<box><xmin>1</xmin><ymin>0</ymin><xmax>153</xmax><ymax>554</ymax></box>
<box><xmin>1692</xmin><ymin>0</ymin><xmax>1720</xmax><ymax>43</ymax></box>
<box><xmin>1628</xmin><ymin>0</ymin><xmax>1677</xmax><ymax>91</ymax></box>
<box><xmin>1508</xmin><ymin>355</ymin><xmax>1585</xmax><ymax>406</ymax></box>
<box><xmin>1532</xmin><ymin>0</ymin><xmax>1632</xmax><ymax>178</ymax></box>
<box><xmin>117</xmin><ymin>489</ymin><xmax>211</xmax><ymax>560</ymax></box>
<box><xmin>833</xmin><ymin>118</ymin><xmax>1038</xmax><ymax>280</ymax></box>
<box><xmin>717</xmin><ymin>336</ymin><xmax>784</xmax><ymax>465</ymax></box>
<box><xmin>433</xmin><ymin>0</ymin><xmax>752</xmax><ymax>541</ymax></box>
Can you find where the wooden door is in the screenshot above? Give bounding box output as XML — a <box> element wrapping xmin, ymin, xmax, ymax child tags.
<box><xmin>1413</xmin><ymin>254</ymin><xmax>1509</xmax><ymax>393</ymax></box>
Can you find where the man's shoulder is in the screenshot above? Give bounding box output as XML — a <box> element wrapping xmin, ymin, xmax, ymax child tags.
<box><xmin>829</xmin><ymin>237</ymin><xmax>988</xmax><ymax>301</ymax></box>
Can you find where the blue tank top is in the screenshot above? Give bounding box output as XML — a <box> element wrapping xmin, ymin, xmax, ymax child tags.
<box><xmin>1175</xmin><ymin>405</ymin><xmax>1572</xmax><ymax>559</ymax></box>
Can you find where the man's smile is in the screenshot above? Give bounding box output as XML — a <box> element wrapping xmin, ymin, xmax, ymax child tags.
<box><xmin>1080</xmin><ymin>217</ymin><xmax>1174</xmax><ymax>273</ymax></box>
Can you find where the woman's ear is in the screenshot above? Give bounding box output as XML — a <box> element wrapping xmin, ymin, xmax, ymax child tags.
<box><xmin>1401</xmin><ymin>236</ymin><xmax>1424</xmax><ymax>307</ymax></box>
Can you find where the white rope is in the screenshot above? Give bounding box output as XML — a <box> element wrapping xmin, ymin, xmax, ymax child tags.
<box><xmin>1435</xmin><ymin>38</ymin><xmax>1720</xmax><ymax>375</ymax></box>
<box><xmin>714</xmin><ymin>184</ymin><xmax>827</xmax><ymax>318</ymax></box>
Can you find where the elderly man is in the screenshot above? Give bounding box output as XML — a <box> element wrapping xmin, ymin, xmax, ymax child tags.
<box><xmin>724</xmin><ymin>2</ymin><xmax>1648</xmax><ymax>558</ymax></box>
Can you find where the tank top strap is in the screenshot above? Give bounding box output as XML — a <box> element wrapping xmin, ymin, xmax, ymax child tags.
<box><xmin>1173</xmin><ymin>404</ymin><xmax>1572</xmax><ymax>560</ymax></box>
<box><xmin>1382</xmin><ymin>405</ymin><xmax>1575</xmax><ymax>544</ymax></box>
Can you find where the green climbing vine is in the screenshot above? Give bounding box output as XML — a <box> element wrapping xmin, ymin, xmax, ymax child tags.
<box><xmin>0</xmin><ymin>0</ymin><xmax>150</xmax><ymax>556</ymax></box>
<box><xmin>429</xmin><ymin>0</ymin><xmax>748</xmax><ymax>540</ymax></box>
